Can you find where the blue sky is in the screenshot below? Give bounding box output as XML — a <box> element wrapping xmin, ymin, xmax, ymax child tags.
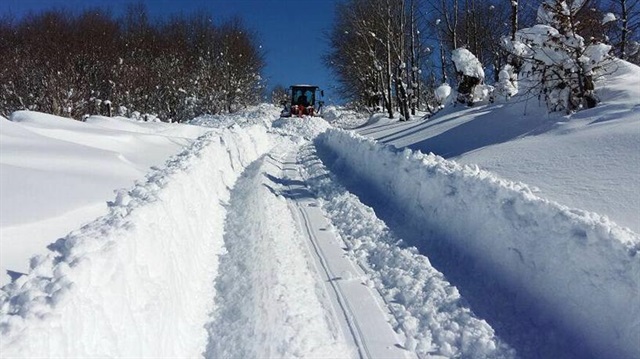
<box><xmin>1</xmin><ymin>0</ymin><xmax>340</xmax><ymax>102</ymax></box>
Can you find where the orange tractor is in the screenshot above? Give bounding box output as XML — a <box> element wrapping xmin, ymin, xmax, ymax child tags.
<box><xmin>281</xmin><ymin>85</ymin><xmax>324</xmax><ymax>117</ymax></box>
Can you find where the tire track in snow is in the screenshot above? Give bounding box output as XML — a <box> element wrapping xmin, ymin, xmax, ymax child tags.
<box><xmin>273</xmin><ymin>150</ymin><xmax>416</xmax><ymax>359</ymax></box>
<box><xmin>284</xmin><ymin>169</ymin><xmax>369</xmax><ymax>359</ymax></box>
<box><xmin>204</xmin><ymin>152</ymin><xmax>351</xmax><ymax>358</ymax></box>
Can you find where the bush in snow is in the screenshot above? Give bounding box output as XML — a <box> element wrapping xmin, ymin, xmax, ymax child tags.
<box><xmin>503</xmin><ymin>0</ymin><xmax>613</xmax><ymax>113</ymax></box>
<box><xmin>434</xmin><ymin>83</ymin><xmax>451</xmax><ymax>109</ymax></box>
<box><xmin>495</xmin><ymin>64</ymin><xmax>518</xmax><ymax>101</ymax></box>
<box><xmin>451</xmin><ymin>48</ymin><xmax>493</xmax><ymax>106</ymax></box>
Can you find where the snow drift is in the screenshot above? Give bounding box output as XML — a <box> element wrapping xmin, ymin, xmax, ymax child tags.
<box><xmin>0</xmin><ymin>111</ymin><xmax>210</xmax><ymax>285</ymax></box>
<box><xmin>0</xmin><ymin>125</ymin><xmax>272</xmax><ymax>357</ymax></box>
<box><xmin>316</xmin><ymin>129</ymin><xmax>640</xmax><ymax>359</ymax></box>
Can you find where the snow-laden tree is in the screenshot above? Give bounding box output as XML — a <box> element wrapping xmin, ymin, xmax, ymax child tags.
<box><xmin>270</xmin><ymin>85</ymin><xmax>289</xmax><ymax>105</ymax></box>
<box><xmin>503</xmin><ymin>0</ymin><xmax>613</xmax><ymax>113</ymax></box>
<box><xmin>451</xmin><ymin>48</ymin><xmax>493</xmax><ymax>105</ymax></box>
<box><xmin>495</xmin><ymin>64</ymin><xmax>519</xmax><ymax>100</ymax></box>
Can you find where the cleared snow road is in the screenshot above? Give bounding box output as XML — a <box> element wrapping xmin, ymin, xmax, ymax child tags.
<box><xmin>206</xmin><ymin>142</ymin><xmax>414</xmax><ymax>358</ymax></box>
<box><xmin>278</xmin><ymin>152</ymin><xmax>415</xmax><ymax>359</ymax></box>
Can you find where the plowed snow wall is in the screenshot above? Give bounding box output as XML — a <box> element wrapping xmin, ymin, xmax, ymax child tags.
<box><xmin>317</xmin><ymin>129</ymin><xmax>640</xmax><ymax>359</ymax></box>
<box><xmin>0</xmin><ymin>125</ymin><xmax>272</xmax><ymax>357</ymax></box>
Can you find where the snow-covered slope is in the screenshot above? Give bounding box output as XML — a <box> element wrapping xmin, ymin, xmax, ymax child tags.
<box><xmin>316</xmin><ymin>129</ymin><xmax>639</xmax><ymax>359</ymax></box>
<box><xmin>358</xmin><ymin>60</ymin><xmax>640</xmax><ymax>233</ymax></box>
<box><xmin>0</xmin><ymin>112</ymin><xmax>210</xmax><ymax>285</ymax></box>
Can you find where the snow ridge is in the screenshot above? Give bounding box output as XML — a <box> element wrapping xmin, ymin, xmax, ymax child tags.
<box><xmin>298</xmin><ymin>144</ymin><xmax>516</xmax><ymax>359</ymax></box>
<box><xmin>316</xmin><ymin>129</ymin><xmax>640</xmax><ymax>359</ymax></box>
<box><xmin>0</xmin><ymin>125</ymin><xmax>272</xmax><ymax>357</ymax></box>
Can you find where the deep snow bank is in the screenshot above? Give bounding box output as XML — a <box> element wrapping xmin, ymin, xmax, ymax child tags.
<box><xmin>316</xmin><ymin>129</ymin><xmax>640</xmax><ymax>359</ymax></box>
<box><xmin>0</xmin><ymin>125</ymin><xmax>272</xmax><ymax>357</ymax></box>
<box><xmin>1</xmin><ymin>111</ymin><xmax>210</xmax><ymax>285</ymax></box>
<box><xmin>272</xmin><ymin>115</ymin><xmax>332</xmax><ymax>140</ymax></box>
<box><xmin>322</xmin><ymin>106</ymin><xmax>369</xmax><ymax>129</ymax></box>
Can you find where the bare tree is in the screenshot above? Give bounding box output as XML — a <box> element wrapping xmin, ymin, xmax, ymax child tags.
<box><xmin>511</xmin><ymin>0</ymin><xmax>519</xmax><ymax>41</ymax></box>
<box><xmin>270</xmin><ymin>85</ymin><xmax>289</xmax><ymax>105</ymax></box>
<box><xmin>326</xmin><ymin>0</ymin><xmax>429</xmax><ymax>119</ymax></box>
<box><xmin>607</xmin><ymin>0</ymin><xmax>640</xmax><ymax>62</ymax></box>
<box><xmin>0</xmin><ymin>6</ymin><xmax>265</xmax><ymax>121</ymax></box>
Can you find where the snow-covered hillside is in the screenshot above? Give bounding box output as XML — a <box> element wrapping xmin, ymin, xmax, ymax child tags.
<box><xmin>1</xmin><ymin>63</ymin><xmax>638</xmax><ymax>359</ymax></box>
<box><xmin>359</xmin><ymin>60</ymin><xmax>640</xmax><ymax>233</ymax></box>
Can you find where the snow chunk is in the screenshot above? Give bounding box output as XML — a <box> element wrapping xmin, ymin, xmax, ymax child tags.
<box><xmin>271</xmin><ymin>115</ymin><xmax>331</xmax><ymax>140</ymax></box>
<box><xmin>602</xmin><ymin>12</ymin><xmax>617</xmax><ymax>24</ymax></box>
<box><xmin>322</xmin><ymin>106</ymin><xmax>369</xmax><ymax>128</ymax></box>
<box><xmin>435</xmin><ymin>83</ymin><xmax>452</xmax><ymax>104</ymax></box>
<box><xmin>451</xmin><ymin>48</ymin><xmax>484</xmax><ymax>80</ymax></box>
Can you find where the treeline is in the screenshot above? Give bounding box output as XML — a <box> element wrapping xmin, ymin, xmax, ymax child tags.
<box><xmin>0</xmin><ymin>4</ymin><xmax>265</xmax><ymax>122</ymax></box>
<box><xmin>326</xmin><ymin>0</ymin><xmax>640</xmax><ymax>116</ymax></box>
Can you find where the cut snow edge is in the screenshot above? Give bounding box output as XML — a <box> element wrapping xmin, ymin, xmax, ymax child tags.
<box><xmin>316</xmin><ymin>128</ymin><xmax>640</xmax><ymax>359</ymax></box>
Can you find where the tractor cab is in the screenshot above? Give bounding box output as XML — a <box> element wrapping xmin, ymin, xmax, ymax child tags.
<box><xmin>282</xmin><ymin>85</ymin><xmax>324</xmax><ymax>117</ymax></box>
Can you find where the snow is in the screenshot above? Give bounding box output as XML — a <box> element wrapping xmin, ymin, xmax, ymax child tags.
<box><xmin>507</xmin><ymin>11</ymin><xmax>612</xmax><ymax>112</ymax></box>
<box><xmin>205</xmin><ymin>150</ymin><xmax>352</xmax><ymax>358</ymax></box>
<box><xmin>496</xmin><ymin>64</ymin><xmax>518</xmax><ymax>99</ymax></box>
<box><xmin>1</xmin><ymin>61</ymin><xmax>639</xmax><ymax>358</ymax></box>
<box><xmin>299</xmin><ymin>144</ymin><xmax>515</xmax><ymax>358</ymax></box>
<box><xmin>435</xmin><ymin>83</ymin><xmax>452</xmax><ymax>104</ymax></box>
<box><xmin>360</xmin><ymin>60</ymin><xmax>640</xmax><ymax>235</ymax></box>
<box><xmin>583</xmin><ymin>42</ymin><xmax>613</xmax><ymax>71</ymax></box>
<box><xmin>321</xmin><ymin>106</ymin><xmax>368</xmax><ymax>129</ymax></box>
<box><xmin>602</xmin><ymin>12</ymin><xmax>617</xmax><ymax>24</ymax></box>
<box><xmin>317</xmin><ymin>128</ymin><xmax>639</xmax><ymax>358</ymax></box>
<box><xmin>451</xmin><ymin>48</ymin><xmax>485</xmax><ymax>80</ymax></box>
<box><xmin>514</xmin><ymin>25</ymin><xmax>566</xmax><ymax>65</ymax></box>
<box><xmin>0</xmin><ymin>123</ymin><xmax>272</xmax><ymax>357</ymax></box>
<box><xmin>0</xmin><ymin>112</ymin><xmax>210</xmax><ymax>285</ymax></box>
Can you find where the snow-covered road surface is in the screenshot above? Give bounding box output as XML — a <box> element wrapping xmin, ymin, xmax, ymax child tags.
<box><xmin>281</xmin><ymin>151</ymin><xmax>415</xmax><ymax>359</ymax></box>
<box><xmin>204</xmin><ymin>150</ymin><xmax>351</xmax><ymax>358</ymax></box>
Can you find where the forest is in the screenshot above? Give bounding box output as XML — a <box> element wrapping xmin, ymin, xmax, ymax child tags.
<box><xmin>0</xmin><ymin>4</ymin><xmax>264</xmax><ymax>122</ymax></box>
